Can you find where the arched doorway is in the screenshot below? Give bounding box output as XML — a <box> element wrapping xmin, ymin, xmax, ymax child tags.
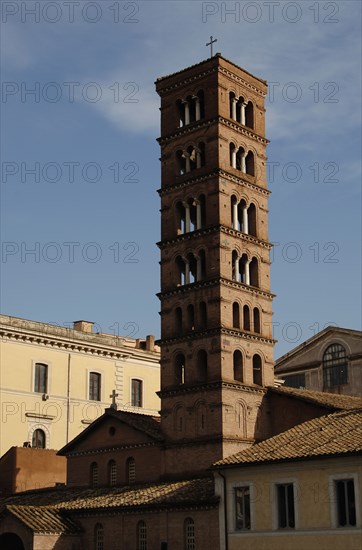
<box><xmin>0</xmin><ymin>533</ymin><xmax>25</xmax><ymax>550</ymax></box>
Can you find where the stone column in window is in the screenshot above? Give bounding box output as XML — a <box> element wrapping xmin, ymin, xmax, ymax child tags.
<box><xmin>231</xmin><ymin>147</ymin><xmax>237</xmax><ymax>169</ymax></box>
<box><xmin>241</xmin><ymin>150</ymin><xmax>247</xmax><ymax>173</ymax></box>
<box><xmin>241</xmin><ymin>102</ymin><xmax>248</xmax><ymax>126</ymax></box>
<box><xmin>183</xmin><ymin>202</ymin><xmax>191</xmax><ymax>233</ymax></box>
<box><xmin>231</xmin><ymin>97</ymin><xmax>237</xmax><ymax>120</ymax></box>
<box><xmin>184</xmin><ymin>257</ymin><xmax>190</xmax><ymax>284</ymax></box>
<box><xmin>245</xmin><ymin>259</ymin><xmax>251</xmax><ymax>285</ymax></box>
<box><xmin>184</xmin><ymin>152</ymin><xmax>191</xmax><ymax>173</ymax></box>
<box><xmin>242</xmin><ymin>206</ymin><xmax>248</xmax><ymax>234</ymax></box>
<box><xmin>194</xmin><ymin>96</ymin><xmax>201</xmax><ymax>121</ymax></box>
<box><xmin>232</xmin><ymin>201</ymin><xmax>239</xmax><ymax>230</ymax></box>
<box><xmin>182</xmin><ymin>100</ymin><xmax>190</xmax><ymax>125</ymax></box>
<box><xmin>234</xmin><ymin>255</ymin><xmax>240</xmax><ymax>282</ymax></box>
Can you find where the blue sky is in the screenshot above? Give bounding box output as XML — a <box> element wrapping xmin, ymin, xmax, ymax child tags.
<box><xmin>1</xmin><ymin>0</ymin><xmax>361</xmax><ymax>357</ymax></box>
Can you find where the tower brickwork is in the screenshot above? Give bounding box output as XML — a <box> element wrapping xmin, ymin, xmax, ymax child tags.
<box><xmin>156</xmin><ymin>55</ymin><xmax>275</xmax><ymax>474</ymax></box>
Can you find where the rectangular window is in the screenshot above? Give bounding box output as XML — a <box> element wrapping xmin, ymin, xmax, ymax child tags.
<box><xmin>89</xmin><ymin>372</ymin><xmax>101</xmax><ymax>401</ymax></box>
<box><xmin>277</xmin><ymin>483</ymin><xmax>295</xmax><ymax>529</ymax></box>
<box><xmin>235</xmin><ymin>486</ymin><xmax>251</xmax><ymax>530</ymax></box>
<box><xmin>335</xmin><ymin>479</ymin><xmax>356</xmax><ymax>527</ymax></box>
<box><xmin>131</xmin><ymin>379</ymin><xmax>143</xmax><ymax>407</ymax></box>
<box><xmin>34</xmin><ymin>363</ymin><xmax>48</xmax><ymax>393</ymax></box>
<box><xmin>283</xmin><ymin>373</ymin><xmax>306</xmax><ymax>389</ymax></box>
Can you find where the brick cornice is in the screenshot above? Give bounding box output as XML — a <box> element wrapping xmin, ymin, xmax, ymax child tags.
<box><xmin>157</xmin><ymin>224</ymin><xmax>272</xmax><ymax>250</ymax></box>
<box><xmin>158</xmin><ymin>380</ymin><xmax>267</xmax><ymax>398</ymax></box>
<box><xmin>157</xmin><ymin>116</ymin><xmax>268</xmax><ymax>146</ymax></box>
<box><xmin>158</xmin><ymin>168</ymin><xmax>270</xmax><ymax>197</ymax></box>
<box><xmin>157</xmin><ymin>327</ymin><xmax>275</xmax><ymax>347</ymax></box>
<box><xmin>157</xmin><ymin>277</ymin><xmax>275</xmax><ymax>300</ymax></box>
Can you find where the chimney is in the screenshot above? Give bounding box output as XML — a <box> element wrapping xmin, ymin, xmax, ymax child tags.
<box><xmin>146</xmin><ymin>335</ymin><xmax>155</xmax><ymax>352</ymax></box>
<box><xmin>73</xmin><ymin>320</ymin><xmax>94</xmax><ymax>333</ymax></box>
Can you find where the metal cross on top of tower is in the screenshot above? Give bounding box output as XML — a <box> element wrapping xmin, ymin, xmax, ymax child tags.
<box><xmin>206</xmin><ymin>36</ymin><xmax>217</xmax><ymax>57</ymax></box>
<box><xmin>109</xmin><ymin>389</ymin><xmax>119</xmax><ymax>410</ymax></box>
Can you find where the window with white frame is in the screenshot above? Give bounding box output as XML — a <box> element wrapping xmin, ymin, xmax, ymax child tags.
<box><xmin>276</xmin><ymin>483</ymin><xmax>295</xmax><ymax>529</ymax></box>
<box><xmin>335</xmin><ymin>478</ymin><xmax>356</xmax><ymax>527</ymax></box>
<box><xmin>234</xmin><ymin>486</ymin><xmax>251</xmax><ymax>530</ymax></box>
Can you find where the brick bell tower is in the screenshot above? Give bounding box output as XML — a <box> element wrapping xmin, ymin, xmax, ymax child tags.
<box><xmin>155</xmin><ymin>54</ymin><xmax>275</xmax><ymax>475</ymax></box>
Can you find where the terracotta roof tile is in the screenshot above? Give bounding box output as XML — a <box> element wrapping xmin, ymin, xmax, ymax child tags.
<box><xmin>214</xmin><ymin>408</ymin><xmax>362</xmax><ymax>467</ymax></box>
<box><xmin>5</xmin><ymin>505</ymin><xmax>81</xmax><ymax>534</ymax></box>
<box><xmin>0</xmin><ymin>477</ymin><xmax>217</xmax><ymax>532</ymax></box>
<box><xmin>268</xmin><ymin>385</ymin><xmax>362</xmax><ymax>410</ymax></box>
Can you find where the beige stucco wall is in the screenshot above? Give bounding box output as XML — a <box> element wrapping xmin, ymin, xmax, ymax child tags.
<box><xmin>0</xmin><ymin>317</ymin><xmax>160</xmax><ymax>457</ymax></box>
<box><xmin>219</xmin><ymin>456</ymin><xmax>362</xmax><ymax>550</ymax></box>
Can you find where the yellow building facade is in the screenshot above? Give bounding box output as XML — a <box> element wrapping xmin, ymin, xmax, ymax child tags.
<box><xmin>215</xmin><ymin>409</ymin><xmax>362</xmax><ymax>550</ymax></box>
<box><xmin>0</xmin><ymin>315</ymin><xmax>160</xmax><ymax>456</ymax></box>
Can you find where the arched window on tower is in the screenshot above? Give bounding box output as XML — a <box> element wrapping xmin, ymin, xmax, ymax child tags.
<box><xmin>250</xmin><ymin>257</ymin><xmax>259</xmax><ymax>287</ymax></box>
<box><xmin>248</xmin><ymin>203</ymin><xmax>257</xmax><ymax>237</ymax></box>
<box><xmin>233</xmin><ymin>302</ymin><xmax>240</xmax><ymax>329</ymax></box>
<box><xmin>230</xmin><ymin>143</ymin><xmax>237</xmax><ymax>169</ymax></box>
<box><xmin>245</xmin><ymin>151</ymin><xmax>255</xmax><ymax>176</ymax></box>
<box><xmin>175</xmin><ymin>307</ymin><xmax>183</xmax><ymax>334</ymax></box>
<box><xmin>323</xmin><ymin>344</ymin><xmax>348</xmax><ymax>389</ymax></box>
<box><xmin>177</xmin><ymin>99</ymin><xmax>185</xmax><ymax>128</ymax></box>
<box><xmin>32</xmin><ymin>429</ymin><xmax>46</xmax><ymax>449</ymax></box>
<box><xmin>196</xmin><ymin>350</ymin><xmax>208</xmax><ymax>382</ymax></box>
<box><xmin>245</xmin><ymin>101</ymin><xmax>254</xmax><ymax>129</ymax></box>
<box><xmin>253</xmin><ymin>354</ymin><xmax>263</xmax><ymax>386</ymax></box>
<box><xmin>233</xmin><ymin>350</ymin><xmax>243</xmax><ymax>382</ymax></box>
<box><xmin>175</xmin><ymin>354</ymin><xmax>186</xmax><ymax>385</ymax></box>
<box><xmin>243</xmin><ymin>305</ymin><xmax>251</xmax><ymax>331</ymax></box>
<box><xmin>176</xmin><ymin>149</ymin><xmax>187</xmax><ymax>175</ymax></box>
<box><xmin>253</xmin><ymin>308</ymin><xmax>261</xmax><ymax>334</ymax></box>
<box><xmin>126</xmin><ymin>457</ymin><xmax>136</xmax><ymax>484</ymax></box>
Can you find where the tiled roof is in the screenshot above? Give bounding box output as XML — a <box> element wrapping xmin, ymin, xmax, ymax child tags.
<box><xmin>112</xmin><ymin>410</ymin><xmax>162</xmax><ymax>441</ymax></box>
<box><xmin>5</xmin><ymin>505</ymin><xmax>81</xmax><ymax>534</ymax></box>
<box><xmin>59</xmin><ymin>408</ymin><xmax>163</xmax><ymax>455</ymax></box>
<box><xmin>56</xmin><ymin>478</ymin><xmax>217</xmax><ymax>512</ymax></box>
<box><xmin>214</xmin><ymin>408</ymin><xmax>362</xmax><ymax>467</ymax></box>
<box><xmin>0</xmin><ymin>478</ymin><xmax>217</xmax><ymax>532</ymax></box>
<box><xmin>268</xmin><ymin>385</ymin><xmax>362</xmax><ymax>410</ymax></box>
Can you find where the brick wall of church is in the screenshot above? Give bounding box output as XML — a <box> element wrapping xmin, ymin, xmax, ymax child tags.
<box><xmin>77</xmin><ymin>508</ymin><xmax>220</xmax><ymax>550</ymax></box>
